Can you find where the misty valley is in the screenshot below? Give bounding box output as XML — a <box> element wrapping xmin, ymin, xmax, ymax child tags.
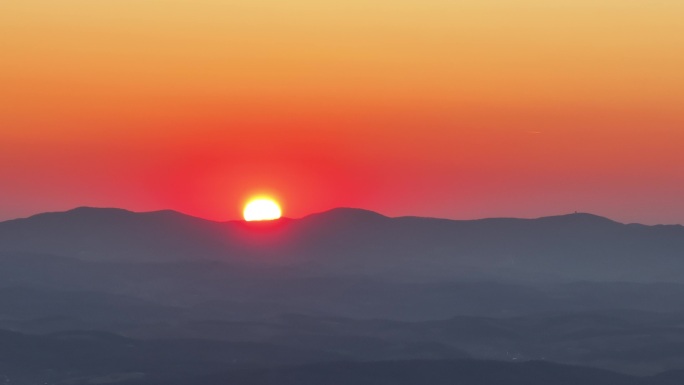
<box><xmin>2</xmin><ymin>207</ymin><xmax>684</xmax><ymax>384</ymax></box>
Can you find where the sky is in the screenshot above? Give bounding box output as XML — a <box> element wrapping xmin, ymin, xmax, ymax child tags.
<box><xmin>1</xmin><ymin>0</ymin><xmax>683</xmax><ymax>224</ymax></box>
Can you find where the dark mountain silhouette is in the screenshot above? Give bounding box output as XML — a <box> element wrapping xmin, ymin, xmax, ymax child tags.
<box><xmin>120</xmin><ymin>360</ymin><xmax>684</xmax><ymax>385</ymax></box>
<box><xmin>3</xmin><ymin>207</ymin><xmax>684</xmax><ymax>382</ymax></box>
<box><xmin>8</xmin><ymin>327</ymin><xmax>684</xmax><ymax>385</ymax></box>
<box><xmin>0</xmin><ymin>286</ymin><xmax>184</xmax><ymax>328</ymax></box>
<box><xmin>112</xmin><ymin>310</ymin><xmax>684</xmax><ymax>375</ymax></box>
<box><xmin>1</xmin><ymin>207</ymin><xmax>683</xmax><ymax>281</ymax></box>
<box><xmin>0</xmin><ymin>328</ymin><xmax>344</xmax><ymax>384</ymax></box>
<box><xmin>0</xmin><ymin>208</ymin><xmax>236</xmax><ymax>262</ymax></box>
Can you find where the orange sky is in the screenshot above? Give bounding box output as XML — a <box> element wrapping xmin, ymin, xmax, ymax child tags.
<box><xmin>1</xmin><ymin>0</ymin><xmax>683</xmax><ymax>223</ymax></box>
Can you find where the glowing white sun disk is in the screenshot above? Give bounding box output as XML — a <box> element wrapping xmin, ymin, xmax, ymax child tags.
<box><xmin>243</xmin><ymin>198</ymin><xmax>282</xmax><ymax>221</ymax></box>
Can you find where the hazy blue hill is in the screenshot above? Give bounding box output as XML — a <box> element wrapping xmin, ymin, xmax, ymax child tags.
<box><xmin>301</xmin><ymin>207</ymin><xmax>389</xmax><ymax>224</ymax></box>
<box><xmin>132</xmin><ymin>360</ymin><xmax>656</xmax><ymax>385</ymax></box>
<box><xmin>0</xmin><ymin>207</ymin><xmax>237</xmax><ymax>262</ymax></box>
<box><xmin>0</xmin><ymin>286</ymin><xmax>183</xmax><ymax>325</ymax></box>
<box><xmin>2</xmin><ymin>207</ymin><xmax>684</xmax><ymax>282</ymax></box>
<box><xmin>6</xmin><ymin>252</ymin><xmax>684</xmax><ymax>324</ymax></box>
<box><xmin>0</xmin><ymin>327</ymin><xmax>345</xmax><ymax>383</ymax></box>
<box><xmin>4</xmin><ymin>208</ymin><xmax>684</xmax><ymax>381</ymax></box>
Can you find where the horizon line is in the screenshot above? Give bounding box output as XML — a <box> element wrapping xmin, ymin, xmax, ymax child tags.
<box><xmin>2</xmin><ymin>205</ymin><xmax>682</xmax><ymax>227</ymax></box>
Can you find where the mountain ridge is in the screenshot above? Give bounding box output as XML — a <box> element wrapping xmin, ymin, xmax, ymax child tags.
<box><xmin>1</xmin><ymin>207</ymin><xmax>684</xmax><ymax>282</ymax></box>
<box><xmin>0</xmin><ymin>206</ymin><xmax>660</xmax><ymax>226</ymax></box>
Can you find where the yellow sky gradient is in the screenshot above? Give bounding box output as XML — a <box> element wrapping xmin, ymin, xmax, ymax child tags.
<box><xmin>1</xmin><ymin>0</ymin><xmax>683</xmax><ymax>222</ymax></box>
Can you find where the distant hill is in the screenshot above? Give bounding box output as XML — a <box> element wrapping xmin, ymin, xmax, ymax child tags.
<box><xmin>0</xmin><ymin>207</ymin><xmax>235</xmax><ymax>262</ymax></box>
<box><xmin>124</xmin><ymin>359</ymin><xmax>682</xmax><ymax>385</ymax></box>
<box><xmin>7</xmin><ymin>328</ymin><xmax>683</xmax><ymax>385</ymax></box>
<box><xmin>1</xmin><ymin>207</ymin><xmax>684</xmax><ymax>282</ymax></box>
<box><xmin>0</xmin><ymin>328</ymin><xmax>343</xmax><ymax>383</ymax></box>
<box><xmin>4</xmin><ymin>208</ymin><xmax>684</xmax><ymax>380</ymax></box>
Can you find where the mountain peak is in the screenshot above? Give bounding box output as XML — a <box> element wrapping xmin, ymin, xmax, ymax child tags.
<box><xmin>302</xmin><ymin>207</ymin><xmax>388</xmax><ymax>222</ymax></box>
<box><xmin>18</xmin><ymin>206</ymin><xmax>137</xmax><ymax>222</ymax></box>
<box><xmin>539</xmin><ymin>212</ymin><xmax>619</xmax><ymax>225</ymax></box>
<box><xmin>68</xmin><ymin>206</ymin><xmax>128</xmax><ymax>212</ymax></box>
<box><xmin>27</xmin><ymin>207</ymin><xmax>205</xmax><ymax>222</ymax></box>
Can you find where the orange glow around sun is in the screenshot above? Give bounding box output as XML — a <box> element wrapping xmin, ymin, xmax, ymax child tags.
<box><xmin>243</xmin><ymin>198</ymin><xmax>282</xmax><ymax>221</ymax></box>
<box><xmin>1</xmin><ymin>1</ymin><xmax>684</xmax><ymax>224</ymax></box>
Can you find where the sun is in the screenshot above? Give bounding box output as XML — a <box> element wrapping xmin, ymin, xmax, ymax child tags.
<box><xmin>243</xmin><ymin>198</ymin><xmax>282</xmax><ymax>221</ymax></box>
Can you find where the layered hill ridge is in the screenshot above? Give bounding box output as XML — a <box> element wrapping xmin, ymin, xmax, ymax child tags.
<box><xmin>1</xmin><ymin>207</ymin><xmax>683</xmax><ymax>282</ymax></box>
<box><xmin>3</xmin><ymin>208</ymin><xmax>684</xmax><ymax>382</ymax></box>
